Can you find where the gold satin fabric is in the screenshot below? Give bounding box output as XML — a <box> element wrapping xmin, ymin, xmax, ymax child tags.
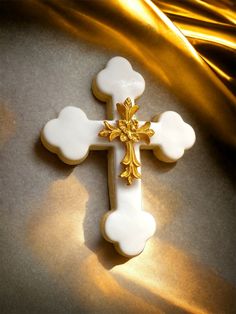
<box><xmin>25</xmin><ymin>0</ymin><xmax>236</xmax><ymax>146</ymax></box>
<box><xmin>156</xmin><ymin>0</ymin><xmax>236</xmax><ymax>95</ymax></box>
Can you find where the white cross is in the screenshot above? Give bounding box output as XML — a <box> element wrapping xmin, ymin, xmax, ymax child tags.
<box><xmin>41</xmin><ymin>57</ymin><xmax>195</xmax><ymax>257</ymax></box>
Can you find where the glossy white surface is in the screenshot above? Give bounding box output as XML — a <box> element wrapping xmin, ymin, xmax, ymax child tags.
<box><xmin>96</xmin><ymin>56</ymin><xmax>145</xmax><ymax>114</ymax></box>
<box><xmin>151</xmin><ymin>111</ymin><xmax>196</xmax><ymax>162</ymax></box>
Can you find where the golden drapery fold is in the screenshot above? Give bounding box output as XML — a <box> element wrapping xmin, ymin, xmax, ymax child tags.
<box><xmin>21</xmin><ymin>0</ymin><xmax>235</xmax><ymax>146</ymax></box>
<box><xmin>3</xmin><ymin>0</ymin><xmax>235</xmax><ymax>144</ymax></box>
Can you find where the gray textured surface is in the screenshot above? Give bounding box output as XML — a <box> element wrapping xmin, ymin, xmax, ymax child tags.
<box><xmin>0</xmin><ymin>9</ymin><xmax>235</xmax><ymax>314</ymax></box>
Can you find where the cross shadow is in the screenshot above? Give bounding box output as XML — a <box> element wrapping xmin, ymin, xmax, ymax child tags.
<box><xmin>34</xmin><ymin>138</ymin><xmax>75</xmax><ymax>176</ymax></box>
<box><xmin>88</xmin><ymin>237</ymin><xmax>130</xmax><ymax>269</ymax></box>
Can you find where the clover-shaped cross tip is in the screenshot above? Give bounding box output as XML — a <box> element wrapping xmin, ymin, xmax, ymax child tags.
<box><xmin>152</xmin><ymin>111</ymin><xmax>196</xmax><ymax>162</ymax></box>
<box><xmin>94</xmin><ymin>56</ymin><xmax>145</xmax><ymax>105</ymax></box>
<box><xmin>41</xmin><ymin>106</ymin><xmax>93</xmax><ymax>165</ymax></box>
<box><xmin>103</xmin><ymin>209</ymin><xmax>156</xmax><ymax>257</ymax></box>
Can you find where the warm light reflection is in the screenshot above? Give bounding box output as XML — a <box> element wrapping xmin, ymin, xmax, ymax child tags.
<box><xmin>178</xmin><ymin>26</ymin><xmax>236</xmax><ymax>50</ymax></box>
<box><xmin>28</xmin><ymin>175</ymin><xmax>88</xmax><ymax>270</ymax></box>
<box><xmin>112</xmin><ymin>239</ymin><xmax>235</xmax><ymax>314</ymax></box>
<box><xmin>202</xmin><ymin>56</ymin><xmax>232</xmax><ymax>82</ymax></box>
<box><xmin>27</xmin><ymin>175</ymin><xmax>235</xmax><ymax>313</ymax></box>
<box><xmin>27</xmin><ymin>175</ymin><xmax>161</xmax><ymax>312</ymax></box>
<box><xmin>118</xmin><ymin>0</ymin><xmax>155</xmax><ymax>26</ymax></box>
<box><xmin>156</xmin><ymin>0</ymin><xmax>236</xmax><ymax>25</ymax></box>
<box><xmin>194</xmin><ymin>0</ymin><xmax>236</xmax><ymax>25</ymax></box>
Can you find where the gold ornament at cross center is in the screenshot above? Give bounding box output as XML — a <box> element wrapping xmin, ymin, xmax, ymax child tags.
<box><xmin>99</xmin><ymin>97</ymin><xmax>155</xmax><ymax>185</ymax></box>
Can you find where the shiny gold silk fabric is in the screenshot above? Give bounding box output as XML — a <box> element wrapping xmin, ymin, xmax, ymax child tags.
<box><xmin>24</xmin><ymin>0</ymin><xmax>236</xmax><ymax>146</ymax></box>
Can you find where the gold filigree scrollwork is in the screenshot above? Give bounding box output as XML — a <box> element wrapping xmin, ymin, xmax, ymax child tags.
<box><xmin>99</xmin><ymin>97</ymin><xmax>155</xmax><ymax>185</ymax></box>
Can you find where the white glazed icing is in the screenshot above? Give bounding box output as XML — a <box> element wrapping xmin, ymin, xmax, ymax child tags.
<box><xmin>41</xmin><ymin>106</ymin><xmax>109</xmax><ymax>164</ymax></box>
<box><xmin>96</xmin><ymin>56</ymin><xmax>145</xmax><ymax>113</ymax></box>
<box><xmin>41</xmin><ymin>56</ymin><xmax>196</xmax><ymax>257</ymax></box>
<box><xmin>150</xmin><ymin>111</ymin><xmax>196</xmax><ymax>162</ymax></box>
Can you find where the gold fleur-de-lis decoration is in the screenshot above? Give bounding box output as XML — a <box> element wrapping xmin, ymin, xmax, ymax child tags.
<box><xmin>99</xmin><ymin>97</ymin><xmax>155</xmax><ymax>185</ymax></box>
